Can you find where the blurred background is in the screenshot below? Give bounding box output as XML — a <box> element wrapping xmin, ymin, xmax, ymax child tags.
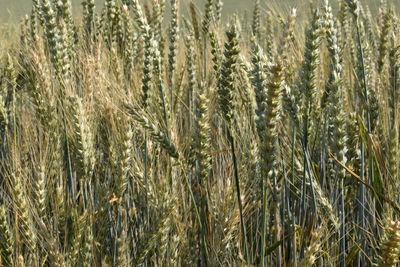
<box><xmin>0</xmin><ymin>0</ymin><xmax>358</xmax><ymax>23</ymax></box>
<box><xmin>0</xmin><ymin>0</ymin><xmax>398</xmax><ymax>24</ymax></box>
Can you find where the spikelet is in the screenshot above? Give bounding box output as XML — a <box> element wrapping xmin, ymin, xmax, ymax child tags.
<box><xmin>124</xmin><ymin>103</ymin><xmax>179</xmax><ymax>159</ymax></box>
<box><xmin>185</xmin><ymin>33</ymin><xmax>197</xmax><ymax>102</ymax></box>
<box><xmin>346</xmin><ymin>112</ymin><xmax>361</xmax><ymax>174</ymax></box>
<box><xmin>0</xmin><ymin>88</ymin><xmax>8</xmax><ymax>133</ymax></box>
<box><xmin>265</xmin><ymin>11</ymin><xmax>274</xmax><ymax>61</ymax></box>
<box><xmin>376</xmin><ymin>220</ymin><xmax>400</xmax><ymax>266</ymax></box>
<box><xmin>135</xmin><ymin>209</ymin><xmax>172</xmax><ymax>265</ymax></box>
<box><xmin>209</xmin><ymin>31</ymin><xmax>222</xmax><ymax>82</ymax></box>
<box><xmin>141</xmin><ymin>33</ymin><xmax>155</xmax><ymax>107</ymax></box>
<box><xmin>40</xmin><ymin>0</ymin><xmax>71</xmax><ymax>82</ymax></box>
<box><xmin>28</xmin><ymin>8</ymin><xmax>39</xmax><ymax>43</ymax></box>
<box><xmin>321</xmin><ymin>10</ymin><xmax>340</xmax><ymax>107</ymax></box>
<box><xmin>110</xmin><ymin>43</ymin><xmax>124</xmax><ymax>85</ymax></box>
<box><xmin>103</xmin><ymin>0</ymin><xmax>117</xmax><ymax>46</ymax></box>
<box><xmin>377</xmin><ymin>8</ymin><xmax>393</xmax><ymax>73</ymax></box>
<box><xmin>195</xmin><ymin>89</ymin><xmax>212</xmax><ymax>187</ymax></box>
<box><xmin>35</xmin><ymin>164</ymin><xmax>47</xmax><ymax>219</ymax></box>
<box><xmin>0</xmin><ymin>205</ymin><xmax>13</xmax><ymax>266</ymax></box>
<box><xmin>299</xmin><ymin>9</ymin><xmax>322</xmax><ymax>118</ymax></box>
<box><xmin>131</xmin><ymin>0</ymin><xmax>150</xmax><ymax>35</ymax></box>
<box><xmin>299</xmin><ymin>226</ymin><xmax>323</xmax><ymax>267</ymax></box>
<box><xmin>238</xmin><ymin>58</ymin><xmax>254</xmax><ymax>117</ymax></box>
<box><xmin>323</xmin><ymin>1</ymin><xmax>348</xmax><ymax>172</ymax></box>
<box><xmin>217</xmin><ymin>22</ymin><xmax>240</xmax><ymax>125</ymax></box>
<box><xmin>115</xmin><ymin>123</ymin><xmax>133</xmax><ymax>201</ymax></box>
<box><xmin>338</xmin><ymin>0</ymin><xmax>352</xmax><ymax>56</ymax></box>
<box><xmin>282</xmin><ymin>84</ymin><xmax>301</xmax><ymax>127</ymax></box>
<box><xmin>11</xmin><ymin>171</ymin><xmax>37</xmax><ymax>259</ymax></box>
<box><xmin>310</xmin><ymin>172</ymin><xmax>340</xmax><ymax>229</ymax></box>
<box><xmin>29</xmin><ymin>43</ymin><xmax>63</xmax><ymax>188</ymax></box>
<box><xmin>121</xmin><ymin>5</ymin><xmax>136</xmax><ymax>80</ymax></box>
<box><xmin>29</xmin><ymin>47</ymin><xmax>50</xmax><ymax>128</ymax></box>
<box><xmin>151</xmin><ymin>0</ymin><xmax>164</xmax><ymax>43</ymax></box>
<box><xmin>35</xmin><ymin>218</ymin><xmax>63</xmax><ymax>267</ymax></box>
<box><xmin>168</xmin><ymin>0</ymin><xmax>179</xmax><ymax>91</ymax></box>
<box><xmin>15</xmin><ymin>255</ymin><xmax>24</xmax><ymax>267</ymax></box>
<box><xmin>215</xmin><ymin>0</ymin><xmax>223</xmax><ymax>25</ymax></box>
<box><xmin>252</xmin><ymin>0</ymin><xmax>260</xmax><ymax>38</ymax></box>
<box><xmin>259</xmin><ymin>60</ymin><xmax>285</xmax><ymax>266</ymax></box>
<box><xmin>277</xmin><ymin>8</ymin><xmax>297</xmax><ymax>65</ymax></box>
<box><xmin>322</xmin><ymin>6</ymin><xmax>348</xmax><ymax>262</ymax></box>
<box><xmin>363</xmin><ymin>7</ymin><xmax>376</xmax><ymax>51</ymax></box>
<box><xmin>41</xmin><ymin>0</ymin><xmax>61</xmax><ymax>68</ymax></box>
<box><xmin>153</xmin><ymin>38</ymin><xmax>170</xmax><ymax>124</ymax></box>
<box><xmin>388</xmin><ymin>128</ymin><xmax>398</xmax><ymax>187</ymax></box>
<box><xmin>189</xmin><ymin>2</ymin><xmax>200</xmax><ymax>41</ymax></box>
<box><xmin>279</xmin><ymin>9</ymin><xmax>299</xmax><ymax>125</ymax></box>
<box><xmin>377</xmin><ymin>0</ymin><xmax>388</xmax><ymax>26</ymax></box>
<box><xmin>262</xmin><ymin>60</ymin><xmax>284</xmax><ymax>180</ymax></box>
<box><xmin>191</xmin><ymin>84</ymin><xmax>212</xmax><ymax>261</ymax></box>
<box><xmin>345</xmin><ymin>0</ymin><xmax>361</xmax><ymax>19</ymax></box>
<box><xmin>20</xmin><ymin>15</ymin><xmax>30</xmax><ymax>47</ymax></box>
<box><xmin>82</xmin><ymin>0</ymin><xmax>96</xmax><ymax>40</ymax></box>
<box><xmin>202</xmin><ymin>0</ymin><xmax>214</xmax><ymax>36</ymax></box>
<box><xmin>369</xmin><ymin>87</ymin><xmax>380</xmax><ymax>132</ymax></box>
<box><xmin>57</xmin><ymin>19</ymin><xmax>72</xmax><ymax>81</ymax></box>
<box><xmin>55</xmin><ymin>0</ymin><xmax>75</xmax><ymax>57</ymax></box>
<box><xmin>32</xmin><ymin>0</ymin><xmax>42</xmax><ymax>24</ymax></box>
<box><xmin>388</xmin><ymin>39</ymin><xmax>399</xmax><ymax>189</ymax></box>
<box><xmin>388</xmin><ymin>38</ymin><xmax>399</xmax><ymax>124</ymax></box>
<box><xmin>54</xmin><ymin>173</ymin><xmax>66</xmax><ymax>239</ymax></box>
<box><xmin>69</xmin><ymin>210</ymin><xmax>87</xmax><ymax>265</ymax></box>
<box><xmin>70</xmin><ymin>96</ymin><xmax>96</xmax><ymax>181</ymax></box>
<box><xmin>250</xmin><ymin>41</ymin><xmax>268</xmax><ymax>141</ymax></box>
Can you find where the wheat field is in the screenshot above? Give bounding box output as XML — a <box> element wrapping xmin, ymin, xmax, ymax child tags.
<box><xmin>0</xmin><ymin>0</ymin><xmax>399</xmax><ymax>266</ymax></box>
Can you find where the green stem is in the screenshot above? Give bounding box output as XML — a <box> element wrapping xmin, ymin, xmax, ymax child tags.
<box><xmin>227</xmin><ymin>129</ymin><xmax>249</xmax><ymax>263</ymax></box>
